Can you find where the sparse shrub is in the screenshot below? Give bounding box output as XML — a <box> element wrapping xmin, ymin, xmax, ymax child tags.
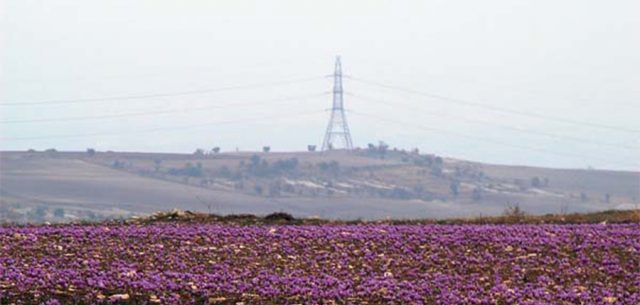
<box><xmin>218</xmin><ymin>166</ymin><xmax>233</xmax><ymax>178</ymax></box>
<box><xmin>365</xmin><ymin>141</ymin><xmax>389</xmax><ymax>158</ymax></box>
<box><xmin>503</xmin><ymin>203</ymin><xmax>526</xmax><ymax>221</ymax></box>
<box><xmin>377</xmin><ymin>141</ymin><xmax>389</xmax><ymax>156</ymax></box>
<box><xmin>580</xmin><ymin>192</ymin><xmax>589</xmax><ymax>202</ymax></box>
<box><xmin>271</xmin><ymin>158</ymin><xmax>299</xmax><ymax>174</ymax></box>
<box><xmin>254</xmin><ymin>185</ymin><xmax>264</xmax><ymax>195</ymax></box>
<box><xmin>85</xmin><ymin>211</ymin><xmax>97</xmax><ymax>221</ymax></box>
<box><xmin>472</xmin><ymin>187</ymin><xmax>482</xmax><ymax>201</ymax></box>
<box><xmin>193</xmin><ymin>148</ymin><xmax>205</xmax><ymax>156</ymax></box>
<box><xmin>243</xmin><ymin>155</ymin><xmax>273</xmax><ymax>176</ymax></box>
<box><xmin>431</xmin><ymin>166</ymin><xmax>443</xmax><ymax>177</ymax></box>
<box><xmin>34</xmin><ymin>206</ymin><xmax>48</xmax><ymax>220</ymax></box>
<box><xmin>265</xmin><ymin>212</ymin><xmax>294</xmax><ymax>221</ymax></box>
<box><xmin>53</xmin><ymin>208</ymin><xmax>65</xmax><ymax>219</ymax></box>
<box><xmin>318</xmin><ymin>161</ymin><xmax>340</xmax><ymax>175</ymax></box>
<box><xmin>112</xmin><ymin>160</ymin><xmax>126</xmax><ymax>169</ymax></box>
<box><xmin>449</xmin><ymin>180</ymin><xmax>460</xmax><ymax>197</ymax></box>
<box><xmin>531</xmin><ymin>176</ymin><xmax>541</xmax><ymax>188</ymax></box>
<box><xmin>249</xmin><ymin>154</ymin><xmax>261</xmax><ymax>167</ymax></box>
<box><xmin>168</xmin><ymin>163</ymin><xmax>203</xmax><ymax>177</ymax></box>
<box><xmin>413</xmin><ymin>156</ymin><xmax>433</xmax><ymax>167</ymax></box>
<box><xmin>153</xmin><ymin>159</ymin><xmax>162</xmax><ymax>172</ymax></box>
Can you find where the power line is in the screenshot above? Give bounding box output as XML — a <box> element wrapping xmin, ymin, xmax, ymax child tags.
<box><xmin>0</xmin><ymin>58</ymin><xmax>327</xmax><ymax>85</ymax></box>
<box><xmin>347</xmin><ymin>93</ymin><xmax>638</xmax><ymax>151</ymax></box>
<box><xmin>0</xmin><ymin>75</ymin><xmax>326</xmax><ymax>106</ymax></box>
<box><xmin>345</xmin><ymin>58</ymin><xmax>639</xmax><ymax>110</ymax></box>
<box><xmin>0</xmin><ymin>92</ymin><xmax>328</xmax><ymax>124</ymax></box>
<box><xmin>349</xmin><ymin>110</ymin><xmax>637</xmax><ymax>168</ymax></box>
<box><xmin>1</xmin><ymin>110</ymin><xmax>326</xmax><ymax>141</ymax></box>
<box><xmin>348</xmin><ymin>76</ymin><xmax>640</xmax><ymax>134</ymax></box>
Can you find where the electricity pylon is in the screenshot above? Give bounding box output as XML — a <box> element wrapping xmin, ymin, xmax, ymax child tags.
<box><xmin>321</xmin><ymin>56</ymin><xmax>353</xmax><ymax>151</ymax></box>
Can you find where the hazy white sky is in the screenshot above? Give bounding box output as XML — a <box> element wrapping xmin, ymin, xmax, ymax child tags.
<box><xmin>1</xmin><ymin>0</ymin><xmax>639</xmax><ymax>170</ymax></box>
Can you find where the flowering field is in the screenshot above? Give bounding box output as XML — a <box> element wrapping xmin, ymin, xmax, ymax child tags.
<box><xmin>1</xmin><ymin>224</ymin><xmax>639</xmax><ymax>304</ymax></box>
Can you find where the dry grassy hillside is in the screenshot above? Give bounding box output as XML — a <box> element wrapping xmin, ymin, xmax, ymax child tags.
<box><xmin>0</xmin><ymin>148</ymin><xmax>638</xmax><ymax>223</ymax></box>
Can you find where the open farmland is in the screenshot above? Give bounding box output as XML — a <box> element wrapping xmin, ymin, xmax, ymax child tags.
<box><xmin>1</xmin><ymin>222</ymin><xmax>639</xmax><ymax>304</ymax></box>
<box><xmin>1</xmin><ymin>150</ymin><xmax>638</xmax><ymax>222</ymax></box>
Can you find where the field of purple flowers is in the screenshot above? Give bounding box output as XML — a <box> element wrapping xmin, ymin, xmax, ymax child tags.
<box><xmin>1</xmin><ymin>224</ymin><xmax>639</xmax><ymax>304</ymax></box>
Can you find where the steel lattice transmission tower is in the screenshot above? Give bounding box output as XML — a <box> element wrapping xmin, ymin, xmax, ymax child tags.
<box><xmin>321</xmin><ymin>56</ymin><xmax>354</xmax><ymax>151</ymax></box>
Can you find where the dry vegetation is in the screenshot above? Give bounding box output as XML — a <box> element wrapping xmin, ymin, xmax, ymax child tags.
<box><xmin>1</xmin><ymin>149</ymin><xmax>638</xmax><ymax>223</ymax></box>
<box><xmin>122</xmin><ymin>208</ymin><xmax>640</xmax><ymax>226</ymax></box>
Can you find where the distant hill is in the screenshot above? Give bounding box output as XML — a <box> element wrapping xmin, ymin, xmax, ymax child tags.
<box><xmin>130</xmin><ymin>209</ymin><xmax>640</xmax><ymax>225</ymax></box>
<box><xmin>1</xmin><ymin>148</ymin><xmax>638</xmax><ymax>222</ymax></box>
